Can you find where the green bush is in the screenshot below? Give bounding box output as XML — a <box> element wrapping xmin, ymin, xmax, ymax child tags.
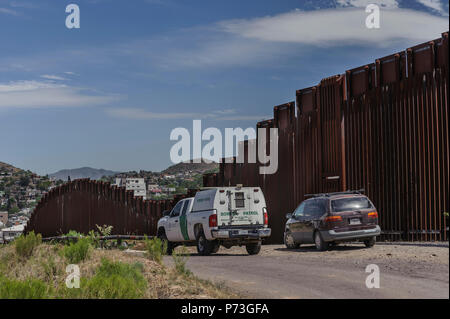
<box><xmin>0</xmin><ymin>276</ymin><xmax>51</xmax><ymax>299</ymax></box>
<box><xmin>64</xmin><ymin>230</ymin><xmax>84</xmax><ymax>245</ymax></box>
<box><xmin>144</xmin><ymin>237</ymin><xmax>166</xmax><ymax>264</ymax></box>
<box><xmin>62</xmin><ymin>237</ymin><xmax>90</xmax><ymax>264</ymax></box>
<box><xmin>65</xmin><ymin>230</ymin><xmax>83</xmax><ymax>238</ymax></box>
<box><xmin>96</xmin><ymin>224</ymin><xmax>113</xmax><ymax>237</ymax></box>
<box><xmin>87</xmin><ymin>230</ymin><xmax>100</xmax><ymax>248</ymax></box>
<box><xmin>41</xmin><ymin>255</ymin><xmax>60</xmax><ymax>281</ymax></box>
<box><xmin>65</xmin><ymin>258</ymin><xmax>147</xmax><ymax>299</ymax></box>
<box><xmin>15</xmin><ymin>231</ymin><xmax>42</xmax><ymax>259</ymax></box>
<box><xmin>172</xmin><ymin>246</ymin><xmax>191</xmax><ymax>276</ymax></box>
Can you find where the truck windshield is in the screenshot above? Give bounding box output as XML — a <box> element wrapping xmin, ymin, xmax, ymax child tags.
<box><xmin>331</xmin><ymin>197</ymin><xmax>373</xmax><ymax>212</ymax></box>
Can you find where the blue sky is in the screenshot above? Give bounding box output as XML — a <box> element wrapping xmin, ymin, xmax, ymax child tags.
<box><xmin>0</xmin><ymin>0</ymin><xmax>448</xmax><ymax>175</ymax></box>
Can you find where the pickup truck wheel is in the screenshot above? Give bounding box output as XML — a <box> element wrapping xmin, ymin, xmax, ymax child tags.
<box><xmin>158</xmin><ymin>232</ymin><xmax>173</xmax><ymax>255</ymax></box>
<box><xmin>314</xmin><ymin>231</ymin><xmax>329</xmax><ymax>251</ymax></box>
<box><xmin>245</xmin><ymin>241</ymin><xmax>261</xmax><ymax>255</ymax></box>
<box><xmin>211</xmin><ymin>241</ymin><xmax>220</xmax><ymax>254</ymax></box>
<box><xmin>284</xmin><ymin>231</ymin><xmax>300</xmax><ymax>249</ymax></box>
<box><xmin>364</xmin><ymin>237</ymin><xmax>376</xmax><ymax>248</ymax></box>
<box><xmin>196</xmin><ymin>231</ymin><xmax>213</xmax><ymax>256</ymax></box>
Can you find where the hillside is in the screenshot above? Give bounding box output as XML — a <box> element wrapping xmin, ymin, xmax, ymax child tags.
<box><xmin>0</xmin><ymin>161</ymin><xmax>22</xmax><ymax>174</ymax></box>
<box><xmin>162</xmin><ymin>161</ymin><xmax>219</xmax><ymax>175</ymax></box>
<box><xmin>0</xmin><ymin>161</ymin><xmax>57</xmax><ymax>218</ymax></box>
<box><xmin>49</xmin><ymin>167</ymin><xmax>118</xmax><ymax>181</ymax></box>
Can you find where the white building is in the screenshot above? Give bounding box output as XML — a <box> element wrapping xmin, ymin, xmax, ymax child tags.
<box><xmin>114</xmin><ymin>178</ymin><xmax>124</xmax><ymax>187</ymax></box>
<box><xmin>113</xmin><ymin>178</ymin><xmax>147</xmax><ymax>199</ymax></box>
<box><xmin>125</xmin><ymin>178</ymin><xmax>146</xmax><ymax>199</ymax></box>
<box><xmin>1</xmin><ymin>224</ymin><xmax>24</xmax><ymax>242</ymax></box>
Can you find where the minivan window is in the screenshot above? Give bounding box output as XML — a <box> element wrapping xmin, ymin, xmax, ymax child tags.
<box><xmin>331</xmin><ymin>197</ymin><xmax>373</xmax><ymax>212</ymax></box>
<box><xmin>304</xmin><ymin>199</ymin><xmax>326</xmax><ymax>218</ymax></box>
<box><xmin>293</xmin><ymin>202</ymin><xmax>305</xmax><ymax>217</ymax></box>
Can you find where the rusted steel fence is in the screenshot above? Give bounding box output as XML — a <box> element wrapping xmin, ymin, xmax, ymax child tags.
<box><xmin>25</xmin><ymin>178</ymin><xmax>197</xmax><ymax>238</ymax></box>
<box><xmin>25</xmin><ymin>33</ymin><xmax>448</xmax><ymax>242</ymax></box>
<box><xmin>205</xmin><ymin>32</ymin><xmax>449</xmax><ymax>243</ymax></box>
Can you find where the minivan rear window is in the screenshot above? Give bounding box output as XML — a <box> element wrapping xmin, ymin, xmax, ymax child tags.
<box><xmin>331</xmin><ymin>197</ymin><xmax>373</xmax><ymax>212</ymax></box>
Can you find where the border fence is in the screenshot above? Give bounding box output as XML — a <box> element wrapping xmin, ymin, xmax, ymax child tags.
<box><xmin>25</xmin><ymin>178</ymin><xmax>197</xmax><ymax>238</ymax></box>
<box><xmin>204</xmin><ymin>32</ymin><xmax>449</xmax><ymax>243</ymax></box>
<box><xmin>25</xmin><ymin>33</ymin><xmax>448</xmax><ymax>243</ymax></box>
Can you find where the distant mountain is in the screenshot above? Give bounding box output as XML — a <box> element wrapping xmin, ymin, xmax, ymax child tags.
<box><xmin>49</xmin><ymin>167</ymin><xmax>118</xmax><ymax>181</ymax></box>
<box><xmin>162</xmin><ymin>161</ymin><xmax>219</xmax><ymax>175</ymax></box>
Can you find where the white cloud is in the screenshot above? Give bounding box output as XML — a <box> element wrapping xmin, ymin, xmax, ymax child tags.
<box><xmin>417</xmin><ymin>0</ymin><xmax>448</xmax><ymax>16</ymax></box>
<box><xmin>0</xmin><ymin>80</ymin><xmax>119</xmax><ymax>108</ymax></box>
<box><xmin>106</xmin><ymin>107</ymin><xmax>269</xmax><ymax>121</ymax></box>
<box><xmin>40</xmin><ymin>74</ymin><xmax>67</xmax><ymax>81</ymax></box>
<box><xmin>0</xmin><ymin>7</ymin><xmax>18</xmax><ymax>15</ymax></box>
<box><xmin>336</xmin><ymin>0</ymin><xmax>399</xmax><ymax>8</ymax></box>
<box><xmin>154</xmin><ymin>6</ymin><xmax>448</xmax><ymax>69</ymax></box>
<box><xmin>219</xmin><ymin>8</ymin><xmax>448</xmax><ymax>46</ymax></box>
<box><xmin>9</xmin><ymin>1</ymin><xmax>37</xmax><ymax>9</ymax></box>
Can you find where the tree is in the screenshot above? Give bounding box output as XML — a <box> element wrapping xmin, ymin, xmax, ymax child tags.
<box><xmin>37</xmin><ymin>180</ymin><xmax>51</xmax><ymax>191</ymax></box>
<box><xmin>19</xmin><ymin>176</ymin><xmax>30</xmax><ymax>187</ymax></box>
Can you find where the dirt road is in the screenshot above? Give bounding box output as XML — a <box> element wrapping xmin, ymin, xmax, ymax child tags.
<box><xmin>164</xmin><ymin>242</ymin><xmax>449</xmax><ymax>299</ymax></box>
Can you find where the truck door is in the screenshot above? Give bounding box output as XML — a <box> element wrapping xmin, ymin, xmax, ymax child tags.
<box><xmin>167</xmin><ymin>200</ymin><xmax>184</xmax><ymax>241</ymax></box>
<box><xmin>221</xmin><ymin>189</ymin><xmax>261</xmax><ymax>226</ymax></box>
<box><xmin>179</xmin><ymin>199</ymin><xmax>192</xmax><ymax>241</ymax></box>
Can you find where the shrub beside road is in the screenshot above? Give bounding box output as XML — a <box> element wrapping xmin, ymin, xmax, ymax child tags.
<box><xmin>0</xmin><ymin>232</ymin><xmax>237</xmax><ymax>299</ymax></box>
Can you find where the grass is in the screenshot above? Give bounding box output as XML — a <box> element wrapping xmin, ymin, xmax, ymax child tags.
<box><xmin>0</xmin><ymin>276</ymin><xmax>51</xmax><ymax>299</ymax></box>
<box><xmin>144</xmin><ymin>237</ymin><xmax>166</xmax><ymax>264</ymax></box>
<box><xmin>172</xmin><ymin>246</ymin><xmax>191</xmax><ymax>277</ymax></box>
<box><xmin>62</xmin><ymin>237</ymin><xmax>91</xmax><ymax>264</ymax></box>
<box><xmin>64</xmin><ymin>258</ymin><xmax>147</xmax><ymax>299</ymax></box>
<box><xmin>0</xmin><ymin>236</ymin><xmax>237</xmax><ymax>299</ymax></box>
<box><xmin>14</xmin><ymin>231</ymin><xmax>42</xmax><ymax>260</ymax></box>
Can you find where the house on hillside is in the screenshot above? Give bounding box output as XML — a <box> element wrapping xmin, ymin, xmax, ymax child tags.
<box><xmin>0</xmin><ymin>211</ymin><xmax>8</xmax><ymax>226</ymax></box>
<box><xmin>1</xmin><ymin>224</ymin><xmax>24</xmax><ymax>242</ymax></box>
<box><xmin>125</xmin><ymin>178</ymin><xmax>147</xmax><ymax>200</ymax></box>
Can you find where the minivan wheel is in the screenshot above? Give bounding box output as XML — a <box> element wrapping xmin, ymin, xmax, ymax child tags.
<box><xmin>284</xmin><ymin>231</ymin><xmax>300</xmax><ymax>249</ymax></box>
<box><xmin>364</xmin><ymin>237</ymin><xmax>376</xmax><ymax>248</ymax></box>
<box><xmin>314</xmin><ymin>231</ymin><xmax>329</xmax><ymax>251</ymax></box>
<box><xmin>196</xmin><ymin>230</ymin><xmax>213</xmax><ymax>256</ymax></box>
<box><xmin>246</xmin><ymin>241</ymin><xmax>261</xmax><ymax>255</ymax></box>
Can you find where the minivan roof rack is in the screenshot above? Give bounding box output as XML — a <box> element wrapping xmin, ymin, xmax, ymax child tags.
<box><xmin>304</xmin><ymin>189</ymin><xmax>365</xmax><ymax>198</ymax></box>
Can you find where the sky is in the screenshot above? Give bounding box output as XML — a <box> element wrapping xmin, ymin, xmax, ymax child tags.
<box><xmin>0</xmin><ymin>0</ymin><xmax>448</xmax><ymax>175</ymax></box>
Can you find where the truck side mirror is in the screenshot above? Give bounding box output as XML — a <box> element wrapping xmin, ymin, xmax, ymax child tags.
<box><xmin>286</xmin><ymin>213</ymin><xmax>292</xmax><ymax>219</ymax></box>
<box><xmin>162</xmin><ymin>210</ymin><xmax>170</xmax><ymax>216</ymax></box>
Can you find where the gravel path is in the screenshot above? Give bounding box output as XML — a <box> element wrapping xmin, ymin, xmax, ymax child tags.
<box><xmin>163</xmin><ymin>242</ymin><xmax>449</xmax><ymax>299</ymax></box>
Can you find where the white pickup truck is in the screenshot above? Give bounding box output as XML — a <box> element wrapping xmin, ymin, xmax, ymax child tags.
<box><xmin>157</xmin><ymin>186</ymin><xmax>271</xmax><ymax>255</ymax></box>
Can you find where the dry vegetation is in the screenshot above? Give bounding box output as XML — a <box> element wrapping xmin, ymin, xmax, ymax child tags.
<box><xmin>0</xmin><ymin>237</ymin><xmax>238</xmax><ymax>299</ymax></box>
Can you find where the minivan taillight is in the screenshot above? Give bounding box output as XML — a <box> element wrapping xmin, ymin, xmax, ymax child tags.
<box><xmin>209</xmin><ymin>214</ymin><xmax>217</xmax><ymax>228</ymax></box>
<box><xmin>325</xmin><ymin>215</ymin><xmax>343</xmax><ymax>222</ymax></box>
<box><xmin>368</xmin><ymin>211</ymin><xmax>378</xmax><ymax>218</ymax></box>
<box><xmin>263</xmin><ymin>208</ymin><xmax>268</xmax><ymax>226</ymax></box>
